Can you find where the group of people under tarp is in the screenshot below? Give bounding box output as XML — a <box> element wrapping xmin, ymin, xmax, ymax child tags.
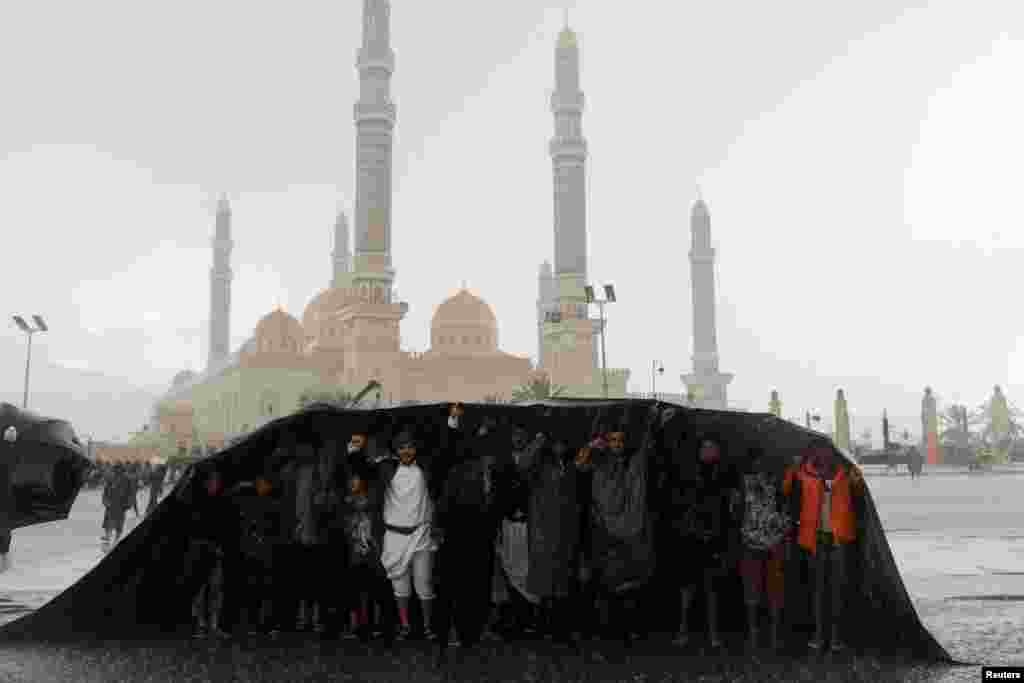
<box><xmin>100</xmin><ymin>462</ymin><xmax>169</xmax><ymax>548</ymax></box>
<box><xmin>181</xmin><ymin>403</ymin><xmax>866</xmax><ymax>655</ymax></box>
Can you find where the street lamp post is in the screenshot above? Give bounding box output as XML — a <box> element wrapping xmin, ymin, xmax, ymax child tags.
<box><xmin>12</xmin><ymin>315</ymin><xmax>48</xmax><ymax>410</ymax></box>
<box><xmin>651</xmin><ymin>360</ymin><xmax>665</xmax><ymax>400</ymax></box>
<box><xmin>584</xmin><ymin>284</ymin><xmax>617</xmax><ymax>398</ymax></box>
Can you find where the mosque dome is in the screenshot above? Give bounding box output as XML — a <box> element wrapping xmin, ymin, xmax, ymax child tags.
<box><xmin>430</xmin><ymin>288</ymin><xmax>498</xmax><ymax>353</ymax></box>
<box><xmin>302</xmin><ymin>287</ymin><xmax>354</xmax><ymax>342</ymax></box>
<box><xmin>254</xmin><ymin>308</ymin><xmax>304</xmax><ymax>354</ymax></box>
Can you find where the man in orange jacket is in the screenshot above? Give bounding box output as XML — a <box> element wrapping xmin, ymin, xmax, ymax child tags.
<box><xmin>783</xmin><ymin>440</ymin><xmax>864</xmax><ymax>653</ymax></box>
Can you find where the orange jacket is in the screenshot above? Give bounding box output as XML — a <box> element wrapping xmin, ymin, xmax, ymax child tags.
<box><xmin>783</xmin><ymin>463</ymin><xmax>863</xmax><ymax>554</ymax></box>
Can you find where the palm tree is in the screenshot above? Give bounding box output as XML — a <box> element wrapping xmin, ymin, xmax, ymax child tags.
<box><xmin>939</xmin><ymin>404</ymin><xmax>984</xmax><ymax>459</ymax></box>
<box><xmin>511</xmin><ymin>373</ymin><xmax>567</xmax><ymax>402</ymax></box>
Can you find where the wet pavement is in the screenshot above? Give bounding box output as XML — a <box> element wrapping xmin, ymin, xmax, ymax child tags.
<box><xmin>0</xmin><ymin>473</ymin><xmax>1021</xmax><ymax>681</ymax></box>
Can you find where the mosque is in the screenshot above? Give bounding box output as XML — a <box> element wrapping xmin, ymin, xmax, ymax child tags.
<box><xmin>152</xmin><ymin>1</ymin><xmax>641</xmax><ymax>450</ymax></box>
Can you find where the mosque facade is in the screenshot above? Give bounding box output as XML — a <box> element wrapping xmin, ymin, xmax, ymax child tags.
<box><xmin>152</xmin><ymin>2</ymin><xmax>634</xmax><ymax>450</ymax></box>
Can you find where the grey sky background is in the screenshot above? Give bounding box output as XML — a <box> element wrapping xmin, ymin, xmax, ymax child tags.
<box><xmin>2</xmin><ymin>1</ymin><xmax>1022</xmax><ymax>441</ymax></box>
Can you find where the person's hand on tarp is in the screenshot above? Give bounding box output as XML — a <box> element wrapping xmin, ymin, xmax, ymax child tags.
<box><xmin>575</xmin><ymin>446</ymin><xmax>593</xmax><ymax>469</ymax></box>
<box><xmin>447</xmin><ymin>402</ymin><xmax>464</xmax><ymax>430</ymax></box>
<box><xmin>659</xmin><ymin>406</ymin><xmax>678</xmax><ymax>428</ymax></box>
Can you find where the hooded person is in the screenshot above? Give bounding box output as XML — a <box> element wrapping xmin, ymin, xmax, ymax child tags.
<box><xmin>377</xmin><ymin>428</ymin><xmax>439</xmax><ymax>641</ymax></box>
<box><xmin>670</xmin><ymin>433</ymin><xmax>741</xmax><ymax>650</ymax></box>
<box><xmin>433</xmin><ymin>413</ymin><xmax>507</xmax><ymax>650</ymax></box>
<box><xmin>515</xmin><ymin>421</ymin><xmax>583</xmax><ymax>646</ymax></box>
<box><xmin>784</xmin><ymin>439</ymin><xmax>865</xmax><ymax>653</ymax></box>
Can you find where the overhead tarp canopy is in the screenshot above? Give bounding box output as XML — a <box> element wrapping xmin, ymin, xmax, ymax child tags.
<box><xmin>0</xmin><ymin>400</ymin><xmax>953</xmax><ymax>662</ymax></box>
<box><xmin>0</xmin><ymin>403</ymin><xmax>91</xmax><ymax>531</ymax></box>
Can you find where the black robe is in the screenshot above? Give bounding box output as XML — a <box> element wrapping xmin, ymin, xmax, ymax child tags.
<box><xmin>435</xmin><ymin>428</ymin><xmax>503</xmax><ymax>644</ymax></box>
<box><xmin>587</xmin><ymin>445</ymin><xmax>656</xmax><ymax>594</ymax></box>
<box><xmin>521</xmin><ymin>442</ymin><xmax>580</xmax><ymax>599</ymax></box>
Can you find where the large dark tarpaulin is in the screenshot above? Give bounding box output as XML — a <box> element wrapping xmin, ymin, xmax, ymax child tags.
<box><xmin>0</xmin><ymin>403</ymin><xmax>91</xmax><ymax>531</ymax></box>
<box><xmin>0</xmin><ymin>400</ymin><xmax>953</xmax><ymax>662</ymax></box>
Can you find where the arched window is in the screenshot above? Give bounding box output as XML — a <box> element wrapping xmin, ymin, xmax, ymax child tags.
<box><xmin>462</xmin><ymin>336</ymin><xmax>469</xmax><ymax>344</ymax></box>
<box><xmin>475</xmin><ymin>335</ymin><xmax>482</xmax><ymax>344</ymax></box>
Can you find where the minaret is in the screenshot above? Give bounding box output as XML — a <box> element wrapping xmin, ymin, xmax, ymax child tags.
<box><xmin>333</xmin><ymin>0</ymin><xmax>407</xmax><ymax>397</ymax></box>
<box><xmin>536</xmin><ymin>260</ymin><xmax>555</xmax><ymax>366</ymax></box>
<box><xmin>539</xmin><ymin>18</ymin><xmax>609</xmax><ymax>394</ymax></box>
<box><xmin>550</xmin><ymin>18</ymin><xmax>588</xmax><ymax>317</ymax></box>
<box><xmin>352</xmin><ymin>0</ymin><xmax>396</xmax><ymax>298</ymax></box>
<box><xmin>207</xmin><ymin>196</ymin><xmax>233</xmax><ymax>370</ymax></box>
<box><xmin>331</xmin><ymin>211</ymin><xmax>351</xmax><ymax>287</ymax></box>
<box><xmin>681</xmin><ymin>194</ymin><xmax>733</xmax><ymax>409</ymax></box>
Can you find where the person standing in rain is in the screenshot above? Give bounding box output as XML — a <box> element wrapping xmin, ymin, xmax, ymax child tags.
<box><xmin>669</xmin><ymin>435</ymin><xmax>740</xmax><ymax>650</ymax></box>
<box><xmin>146</xmin><ymin>461</ymin><xmax>167</xmax><ymax>515</ymax></box>
<box><xmin>434</xmin><ymin>414</ymin><xmax>506</xmax><ymax>650</ymax></box>
<box><xmin>379</xmin><ymin>429</ymin><xmax>439</xmax><ymax>641</ymax></box>
<box><xmin>102</xmin><ymin>463</ymin><xmax>137</xmax><ymax>548</ymax></box>
<box><xmin>738</xmin><ymin>446</ymin><xmax>791</xmax><ymax>650</ymax></box>
<box><xmin>528</xmin><ymin>427</ymin><xmax>584</xmax><ymax>646</ymax></box>
<box><xmin>784</xmin><ymin>440</ymin><xmax>865</xmax><ymax>653</ymax></box>
<box><xmin>577</xmin><ymin>413</ymin><xmax>659</xmax><ymax>649</ymax></box>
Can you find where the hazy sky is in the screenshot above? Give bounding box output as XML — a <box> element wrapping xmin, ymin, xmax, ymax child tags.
<box><xmin>2</xmin><ymin>0</ymin><xmax>1022</xmax><ymax>439</ymax></box>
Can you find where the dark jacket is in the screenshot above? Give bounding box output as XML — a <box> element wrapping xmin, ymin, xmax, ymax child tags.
<box><xmin>587</xmin><ymin>444</ymin><xmax>657</xmax><ymax>593</ymax></box>
<box><xmin>520</xmin><ymin>439</ymin><xmax>580</xmax><ymax>599</ymax></box>
<box><xmin>103</xmin><ymin>472</ymin><xmax>136</xmax><ymax>514</ymax></box>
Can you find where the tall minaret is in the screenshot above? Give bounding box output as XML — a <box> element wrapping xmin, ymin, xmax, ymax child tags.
<box><xmin>550</xmin><ymin>17</ymin><xmax>588</xmax><ymax>317</ymax></box>
<box><xmin>207</xmin><ymin>196</ymin><xmax>233</xmax><ymax>370</ymax></box>
<box><xmin>681</xmin><ymin>194</ymin><xmax>733</xmax><ymax>409</ymax></box>
<box><xmin>331</xmin><ymin>211</ymin><xmax>351</xmax><ymax>287</ymax></box>
<box><xmin>536</xmin><ymin>260</ymin><xmax>555</xmax><ymax>366</ymax></box>
<box><xmin>352</xmin><ymin>0</ymin><xmax>396</xmax><ymax>298</ymax></box>
<box><xmin>539</xmin><ymin>18</ymin><xmax>608</xmax><ymax>394</ymax></box>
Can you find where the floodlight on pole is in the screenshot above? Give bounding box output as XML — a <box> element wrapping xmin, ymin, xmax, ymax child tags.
<box><xmin>11</xmin><ymin>314</ymin><xmax>48</xmax><ymax>409</ymax></box>
<box><xmin>584</xmin><ymin>282</ymin><xmax>616</xmax><ymax>398</ymax></box>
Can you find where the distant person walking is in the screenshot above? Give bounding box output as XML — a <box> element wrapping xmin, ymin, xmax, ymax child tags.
<box><xmin>908</xmin><ymin>447</ymin><xmax>924</xmax><ymax>480</ymax></box>
<box><xmin>102</xmin><ymin>464</ymin><xmax>137</xmax><ymax>547</ymax></box>
<box><xmin>146</xmin><ymin>463</ymin><xmax>167</xmax><ymax>515</ymax></box>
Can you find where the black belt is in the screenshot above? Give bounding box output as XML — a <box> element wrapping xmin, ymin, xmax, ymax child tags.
<box><xmin>385</xmin><ymin>523</ymin><xmax>421</xmax><ymax>536</ymax></box>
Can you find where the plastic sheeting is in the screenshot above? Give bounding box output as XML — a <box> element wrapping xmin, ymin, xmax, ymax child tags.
<box><xmin>0</xmin><ymin>403</ymin><xmax>91</xmax><ymax>531</ymax></box>
<box><xmin>0</xmin><ymin>400</ymin><xmax>954</xmax><ymax>662</ymax></box>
